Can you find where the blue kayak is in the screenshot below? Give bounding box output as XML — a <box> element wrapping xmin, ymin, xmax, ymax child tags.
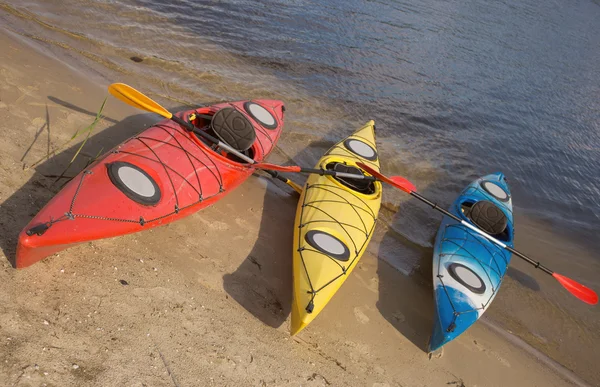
<box><xmin>429</xmin><ymin>172</ymin><xmax>514</xmax><ymax>352</ymax></box>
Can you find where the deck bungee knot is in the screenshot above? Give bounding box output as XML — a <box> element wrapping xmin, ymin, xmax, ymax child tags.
<box><xmin>25</xmin><ymin>222</ymin><xmax>51</xmax><ymax>236</ymax></box>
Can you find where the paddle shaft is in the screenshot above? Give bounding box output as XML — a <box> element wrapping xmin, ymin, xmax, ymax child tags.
<box><xmin>262</xmin><ymin>170</ymin><xmax>303</xmax><ymax>194</ymax></box>
<box><xmin>255</xmin><ymin>163</ymin><xmax>377</xmax><ymax>181</ymax></box>
<box><xmin>172</xmin><ymin>115</ymin><xmax>306</xmax><ymax>192</ymax></box>
<box><xmin>354</xmin><ymin>162</ymin><xmax>596</xmax><ymax>304</ymax></box>
<box><xmin>409</xmin><ymin>190</ymin><xmax>554</xmax><ymax>275</ymax></box>
<box><xmin>300</xmin><ymin>167</ymin><xmax>376</xmax><ymax>180</ymax></box>
<box><xmin>170</xmin><ymin>115</ymin><xmax>254</xmax><ymax>164</ymax></box>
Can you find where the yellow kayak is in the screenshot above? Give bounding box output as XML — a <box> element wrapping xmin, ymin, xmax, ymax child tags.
<box><xmin>291</xmin><ymin>120</ymin><xmax>382</xmax><ymax>335</ymax></box>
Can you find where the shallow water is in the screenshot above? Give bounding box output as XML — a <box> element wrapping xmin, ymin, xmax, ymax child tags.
<box><xmin>1</xmin><ymin>0</ymin><xmax>599</xmax><ymax>381</ymax></box>
<box><xmin>3</xmin><ymin>0</ymin><xmax>598</xmax><ymax>246</ymax></box>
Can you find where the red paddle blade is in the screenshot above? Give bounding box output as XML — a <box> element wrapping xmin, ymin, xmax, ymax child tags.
<box><xmin>254</xmin><ymin>163</ymin><xmax>301</xmax><ymax>173</ymax></box>
<box><xmin>553</xmin><ymin>273</ymin><xmax>598</xmax><ymax>305</ymax></box>
<box><xmin>389</xmin><ymin>176</ymin><xmax>417</xmax><ymax>193</ymax></box>
<box><xmin>356</xmin><ymin>162</ymin><xmax>416</xmax><ymax>194</ymax></box>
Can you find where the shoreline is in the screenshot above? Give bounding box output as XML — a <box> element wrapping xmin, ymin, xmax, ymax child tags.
<box><xmin>480</xmin><ymin>318</ymin><xmax>590</xmax><ymax>387</ymax></box>
<box><xmin>0</xmin><ymin>26</ymin><xmax>595</xmax><ymax>386</ymax></box>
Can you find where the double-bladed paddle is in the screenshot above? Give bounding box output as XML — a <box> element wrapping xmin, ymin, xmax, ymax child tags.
<box><xmin>356</xmin><ymin>162</ymin><xmax>598</xmax><ymax>305</ymax></box>
<box><xmin>107</xmin><ymin>83</ymin><xmax>302</xmax><ymax>194</ymax></box>
<box><xmin>108</xmin><ymin>83</ymin><xmax>384</xmax><ymax>192</ymax></box>
<box><xmin>108</xmin><ymin>83</ymin><xmax>594</xmax><ymax>304</ymax></box>
<box><xmin>252</xmin><ymin>162</ymin><xmax>381</xmax><ymax>181</ymax></box>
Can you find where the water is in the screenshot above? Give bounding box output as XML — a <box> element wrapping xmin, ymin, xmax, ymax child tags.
<box><xmin>1</xmin><ymin>0</ymin><xmax>599</xmax><ymax>380</ymax></box>
<box><xmin>4</xmin><ymin>0</ymin><xmax>598</xmax><ymax>239</ymax></box>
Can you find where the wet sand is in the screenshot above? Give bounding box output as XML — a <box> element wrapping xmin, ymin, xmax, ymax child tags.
<box><xmin>0</xmin><ymin>27</ymin><xmax>594</xmax><ymax>386</ymax></box>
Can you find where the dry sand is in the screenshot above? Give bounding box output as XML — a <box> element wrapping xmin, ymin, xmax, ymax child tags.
<box><xmin>0</xmin><ymin>27</ymin><xmax>591</xmax><ymax>386</ymax></box>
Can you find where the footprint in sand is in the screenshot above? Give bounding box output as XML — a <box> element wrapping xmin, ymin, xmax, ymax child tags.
<box><xmin>368</xmin><ymin>277</ymin><xmax>379</xmax><ymax>292</ymax></box>
<box><xmin>235</xmin><ymin>217</ymin><xmax>249</xmax><ymax>228</ymax></box>
<box><xmin>428</xmin><ymin>346</ymin><xmax>444</xmax><ymax>359</ymax></box>
<box><xmin>353</xmin><ymin>307</ymin><xmax>370</xmax><ymax>324</ymax></box>
<box><xmin>199</xmin><ymin>217</ymin><xmax>230</xmax><ymax>231</ymax></box>
<box><xmin>473</xmin><ymin>340</ymin><xmax>511</xmax><ymax>367</ymax></box>
<box><xmin>353</xmin><ymin>274</ymin><xmax>378</xmax><ymax>294</ymax></box>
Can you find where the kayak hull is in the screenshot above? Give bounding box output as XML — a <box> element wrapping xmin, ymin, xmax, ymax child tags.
<box><xmin>429</xmin><ymin>172</ymin><xmax>514</xmax><ymax>351</ymax></box>
<box><xmin>291</xmin><ymin>121</ymin><xmax>382</xmax><ymax>335</ymax></box>
<box><xmin>16</xmin><ymin>100</ymin><xmax>284</xmax><ymax>268</ymax></box>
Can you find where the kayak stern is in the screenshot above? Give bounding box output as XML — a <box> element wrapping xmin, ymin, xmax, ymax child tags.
<box><xmin>16</xmin><ymin>231</ymin><xmax>80</xmax><ymax>269</ymax></box>
<box><xmin>429</xmin><ymin>285</ymin><xmax>479</xmax><ymax>352</ymax></box>
<box><xmin>290</xmin><ymin>301</ymin><xmax>313</xmax><ymax>336</ymax></box>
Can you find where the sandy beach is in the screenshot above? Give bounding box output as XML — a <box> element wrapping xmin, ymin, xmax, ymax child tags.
<box><xmin>0</xmin><ymin>26</ymin><xmax>595</xmax><ymax>387</ymax></box>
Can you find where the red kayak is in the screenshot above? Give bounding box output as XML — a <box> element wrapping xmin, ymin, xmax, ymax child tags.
<box><xmin>16</xmin><ymin>100</ymin><xmax>284</xmax><ymax>268</ymax></box>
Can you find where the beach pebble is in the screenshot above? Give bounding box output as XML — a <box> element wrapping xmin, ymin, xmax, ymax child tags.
<box><xmin>392</xmin><ymin>311</ymin><xmax>405</xmax><ymax>323</ymax></box>
<box><xmin>72</xmin><ymin>364</ymin><xmax>79</xmax><ymax>369</ymax></box>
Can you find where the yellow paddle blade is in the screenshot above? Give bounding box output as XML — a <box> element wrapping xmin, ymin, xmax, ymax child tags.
<box><xmin>286</xmin><ymin>179</ymin><xmax>303</xmax><ymax>194</ymax></box>
<box><xmin>108</xmin><ymin>83</ymin><xmax>172</xmax><ymax>119</ymax></box>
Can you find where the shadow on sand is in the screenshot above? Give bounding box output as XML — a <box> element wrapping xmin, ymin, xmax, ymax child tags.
<box><xmin>377</xmin><ymin>176</ymin><xmax>462</xmax><ymax>352</ymax></box>
<box><xmin>222</xmin><ymin>140</ymin><xmax>334</xmax><ymax>329</ymax></box>
<box><xmin>0</xmin><ymin>96</ymin><xmax>158</xmax><ymax>267</ymax></box>
<box><xmin>3</xmin><ymin>93</ymin><xmax>331</xmax><ymax>332</ymax></box>
<box><xmin>220</xmin><ymin>178</ymin><xmax>296</xmax><ymax>328</ymax></box>
<box><xmin>375</xmin><ymin>197</ymin><xmax>438</xmax><ymax>353</ymax></box>
<box><xmin>506</xmin><ymin>266</ymin><xmax>540</xmax><ymax>291</ymax></box>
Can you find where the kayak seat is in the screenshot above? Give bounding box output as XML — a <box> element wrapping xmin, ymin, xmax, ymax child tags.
<box><xmin>326</xmin><ymin>162</ymin><xmax>375</xmax><ymax>195</ymax></box>
<box><xmin>211</xmin><ymin>107</ymin><xmax>256</xmax><ymax>152</ymax></box>
<box><xmin>189</xmin><ymin>110</ymin><xmax>255</xmax><ymax>162</ymax></box>
<box><xmin>466</xmin><ymin>200</ymin><xmax>508</xmax><ymax>236</ymax></box>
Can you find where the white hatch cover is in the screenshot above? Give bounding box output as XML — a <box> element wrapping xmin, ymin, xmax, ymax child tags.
<box><xmin>118</xmin><ymin>166</ymin><xmax>157</xmax><ymax>198</ymax></box>
<box><xmin>304</xmin><ymin>230</ymin><xmax>351</xmax><ymax>261</ymax></box>
<box><xmin>244</xmin><ymin>102</ymin><xmax>277</xmax><ymax>129</ymax></box>
<box><xmin>481</xmin><ymin>181</ymin><xmax>509</xmax><ymax>202</ymax></box>
<box><xmin>447</xmin><ymin>263</ymin><xmax>486</xmax><ymax>294</ymax></box>
<box><xmin>343</xmin><ymin>139</ymin><xmax>378</xmax><ymax>161</ymax></box>
<box><xmin>107</xmin><ymin>162</ymin><xmax>161</xmax><ymax>205</ymax></box>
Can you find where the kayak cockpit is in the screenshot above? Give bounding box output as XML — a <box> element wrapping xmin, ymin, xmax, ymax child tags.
<box><xmin>325</xmin><ymin>162</ymin><xmax>377</xmax><ymax>195</ymax></box>
<box><xmin>461</xmin><ymin>200</ymin><xmax>512</xmax><ymax>242</ymax></box>
<box><xmin>188</xmin><ymin>109</ymin><xmax>256</xmax><ymax>164</ymax></box>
